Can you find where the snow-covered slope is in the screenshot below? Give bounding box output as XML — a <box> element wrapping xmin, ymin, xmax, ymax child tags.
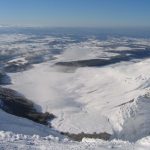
<box><xmin>0</xmin><ymin>109</ymin><xmax>63</xmax><ymax>138</ymax></box>
<box><xmin>0</xmin><ymin>131</ymin><xmax>150</xmax><ymax>150</ymax></box>
<box><xmin>1</xmin><ymin>102</ymin><xmax>150</xmax><ymax>150</ymax></box>
<box><xmin>6</xmin><ymin>58</ymin><xmax>150</xmax><ymax>138</ymax></box>
<box><xmin>1</xmin><ymin>31</ymin><xmax>150</xmax><ymax>149</ymax></box>
<box><xmin>108</xmin><ymin>94</ymin><xmax>150</xmax><ymax>141</ymax></box>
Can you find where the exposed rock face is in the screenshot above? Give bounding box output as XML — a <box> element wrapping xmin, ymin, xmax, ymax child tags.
<box><xmin>0</xmin><ymin>87</ymin><xmax>55</xmax><ymax>125</ymax></box>
<box><xmin>61</xmin><ymin>132</ymin><xmax>111</xmax><ymax>141</ymax></box>
<box><xmin>0</xmin><ymin>71</ymin><xmax>11</xmax><ymax>85</ymax></box>
<box><xmin>55</xmin><ymin>57</ymin><xmax>129</xmax><ymax>67</ymax></box>
<box><xmin>55</xmin><ymin>49</ymin><xmax>150</xmax><ymax>67</ymax></box>
<box><xmin>4</xmin><ymin>63</ymin><xmax>32</xmax><ymax>73</ymax></box>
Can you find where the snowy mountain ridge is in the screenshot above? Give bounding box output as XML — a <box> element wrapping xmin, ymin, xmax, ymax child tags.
<box><xmin>1</xmin><ymin>32</ymin><xmax>150</xmax><ymax>149</ymax></box>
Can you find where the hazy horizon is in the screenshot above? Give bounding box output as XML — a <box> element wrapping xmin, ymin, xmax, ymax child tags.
<box><xmin>0</xmin><ymin>0</ymin><xmax>150</xmax><ymax>28</ymax></box>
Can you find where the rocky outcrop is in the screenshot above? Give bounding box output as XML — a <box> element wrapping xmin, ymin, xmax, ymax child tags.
<box><xmin>4</xmin><ymin>63</ymin><xmax>32</xmax><ymax>73</ymax></box>
<box><xmin>0</xmin><ymin>71</ymin><xmax>11</xmax><ymax>85</ymax></box>
<box><xmin>55</xmin><ymin>49</ymin><xmax>150</xmax><ymax>67</ymax></box>
<box><xmin>61</xmin><ymin>132</ymin><xmax>111</xmax><ymax>141</ymax></box>
<box><xmin>55</xmin><ymin>57</ymin><xmax>129</xmax><ymax>67</ymax></box>
<box><xmin>0</xmin><ymin>87</ymin><xmax>55</xmax><ymax>125</ymax></box>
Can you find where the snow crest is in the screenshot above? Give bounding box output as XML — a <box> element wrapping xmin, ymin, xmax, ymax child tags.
<box><xmin>108</xmin><ymin>93</ymin><xmax>150</xmax><ymax>141</ymax></box>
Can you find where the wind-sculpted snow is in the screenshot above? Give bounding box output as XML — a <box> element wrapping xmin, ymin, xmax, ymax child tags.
<box><xmin>6</xmin><ymin>59</ymin><xmax>150</xmax><ymax>138</ymax></box>
<box><xmin>1</xmin><ymin>30</ymin><xmax>150</xmax><ymax>149</ymax></box>
<box><xmin>107</xmin><ymin>94</ymin><xmax>150</xmax><ymax>142</ymax></box>
<box><xmin>0</xmin><ymin>131</ymin><xmax>150</xmax><ymax>150</ymax></box>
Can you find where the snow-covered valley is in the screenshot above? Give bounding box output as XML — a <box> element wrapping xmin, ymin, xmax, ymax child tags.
<box><xmin>1</xmin><ymin>28</ymin><xmax>150</xmax><ymax>149</ymax></box>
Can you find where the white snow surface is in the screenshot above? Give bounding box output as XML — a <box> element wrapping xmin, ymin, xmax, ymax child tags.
<box><xmin>0</xmin><ymin>109</ymin><xmax>63</xmax><ymax>137</ymax></box>
<box><xmin>1</xmin><ymin>34</ymin><xmax>150</xmax><ymax>149</ymax></box>
<box><xmin>0</xmin><ymin>130</ymin><xmax>150</xmax><ymax>150</ymax></box>
<box><xmin>6</xmin><ymin>59</ymin><xmax>150</xmax><ymax>137</ymax></box>
<box><xmin>1</xmin><ymin>102</ymin><xmax>149</xmax><ymax>150</ymax></box>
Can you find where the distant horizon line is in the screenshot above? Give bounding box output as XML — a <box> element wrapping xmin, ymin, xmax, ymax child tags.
<box><xmin>1</xmin><ymin>24</ymin><xmax>150</xmax><ymax>29</ymax></box>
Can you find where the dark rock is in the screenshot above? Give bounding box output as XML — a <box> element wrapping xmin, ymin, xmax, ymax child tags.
<box><xmin>61</xmin><ymin>132</ymin><xmax>111</xmax><ymax>141</ymax></box>
<box><xmin>26</xmin><ymin>55</ymin><xmax>45</xmax><ymax>64</ymax></box>
<box><xmin>0</xmin><ymin>71</ymin><xmax>11</xmax><ymax>85</ymax></box>
<box><xmin>4</xmin><ymin>62</ymin><xmax>32</xmax><ymax>73</ymax></box>
<box><xmin>0</xmin><ymin>87</ymin><xmax>55</xmax><ymax>125</ymax></box>
<box><xmin>55</xmin><ymin>49</ymin><xmax>150</xmax><ymax>68</ymax></box>
<box><xmin>55</xmin><ymin>56</ymin><xmax>129</xmax><ymax>67</ymax></box>
<box><xmin>27</xmin><ymin>112</ymin><xmax>56</xmax><ymax>125</ymax></box>
<box><xmin>116</xmin><ymin>99</ymin><xmax>134</xmax><ymax>107</ymax></box>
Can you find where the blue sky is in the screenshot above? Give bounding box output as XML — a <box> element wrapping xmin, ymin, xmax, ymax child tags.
<box><xmin>0</xmin><ymin>0</ymin><xmax>150</xmax><ymax>27</ymax></box>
